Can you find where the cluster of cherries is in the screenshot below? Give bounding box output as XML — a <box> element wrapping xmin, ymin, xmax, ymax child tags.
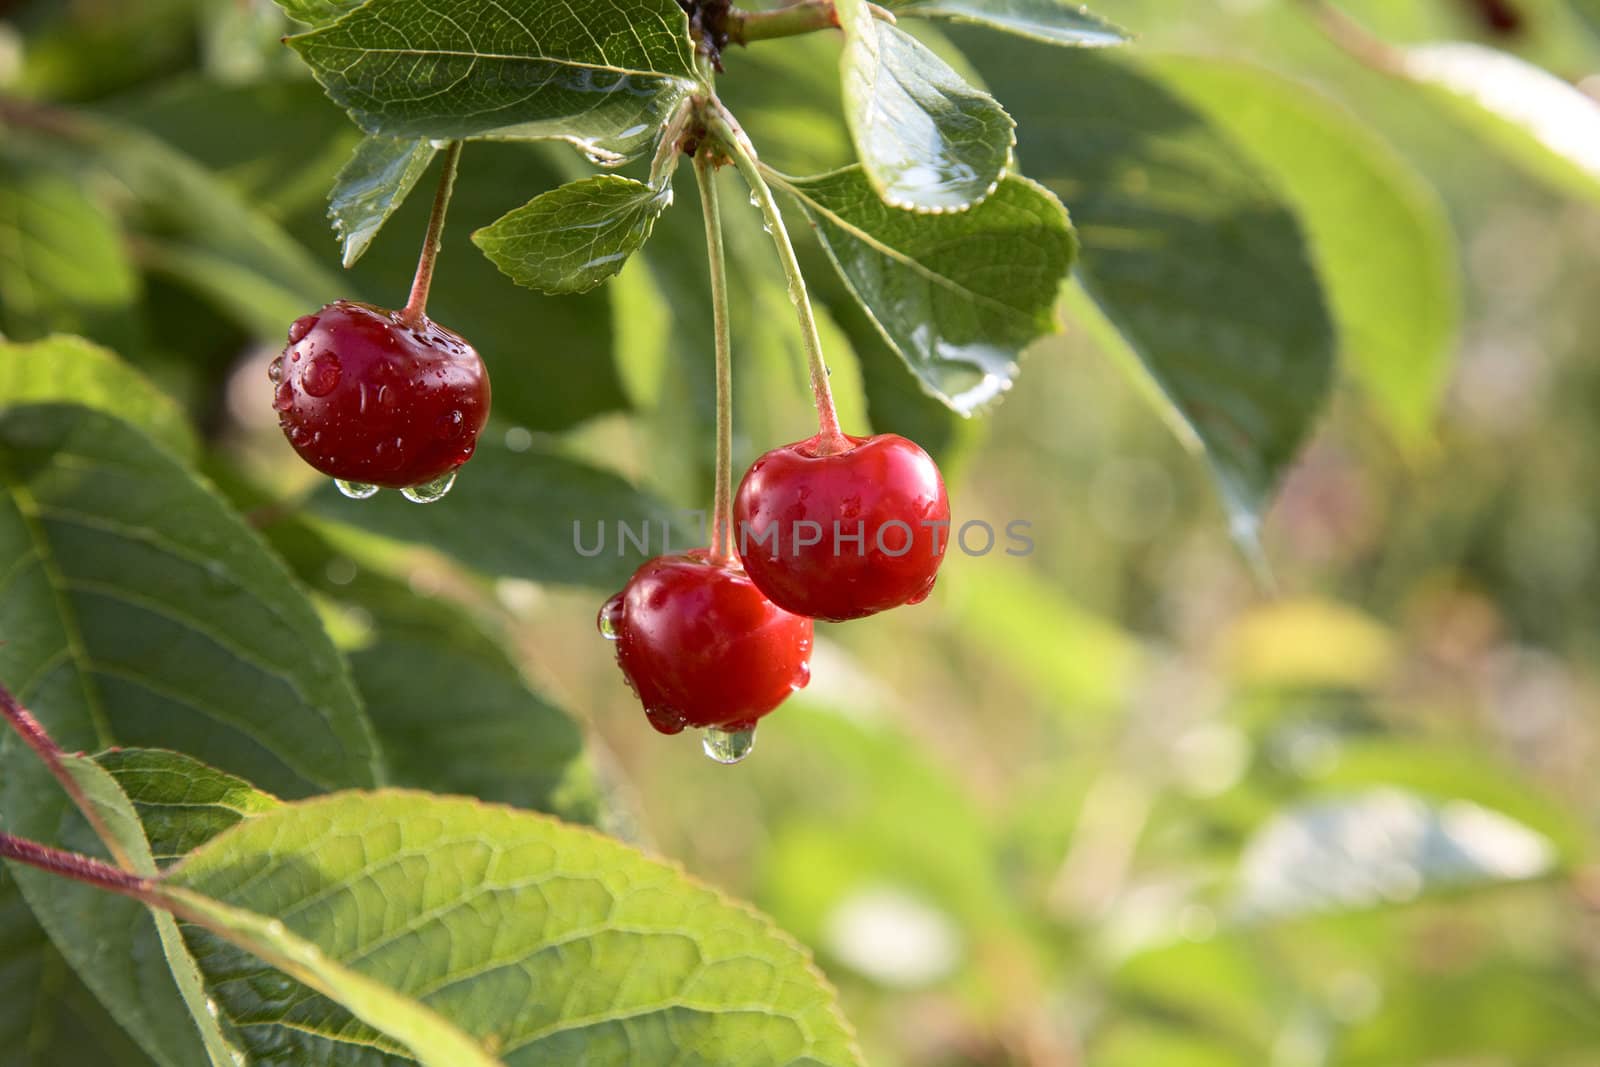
<box><xmin>271</xmin><ymin>145</ymin><xmax>949</xmax><ymax>765</ymax></box>
<box><xmin>600</xmin><ymin>429</ymin><xmax>949</xmax><ymax>761</ymax></box>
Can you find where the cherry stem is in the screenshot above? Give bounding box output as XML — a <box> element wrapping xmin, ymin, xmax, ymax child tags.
<box><xmin>693</xmin><ymin>148</ymin><xmax>738</xmax><ymax>564</ymax></box>
<box><xmin>400</xmin><ymin>140</ymin><xmax>464</xmax><ymax>326</ymax></box>
<box><xmin>0</xmin><ymin>681</ymin><xmax>137</xmax><ymax>871</ymax></box>
<box><xmin>0</xmin><ymin>830</ymin><xmax>149</xmax><ymax>897</ymax></box>
<box><xmin>727</xmin><ymin>0</ymin><xmax>839</xmax><ymax>43</ymax></box>
<box><xmin>705</xmin><ymin>103</ymin><xmax>848</xmax><ymax>453</ymax></box>
<box><xmin>1298</xmin><ymin>0</ymin><xmax>1408</xmax><ymax>76</ymax></box>
<box><xmin>725</xmin><ymin>1</ymin><xmax>894</xmax><ymax>43</ymax></box>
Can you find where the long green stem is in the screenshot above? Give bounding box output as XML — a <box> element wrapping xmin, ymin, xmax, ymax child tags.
<box><xmin>725</xmin><ymin>1</ymin><xmax>894</xmax><ymax>43</ymax></box>
<box><xmin>694</xmin><ymin>150</ymin><xmax>737</xmax><ymax>563</ymax></box>
<box><xmin>400</xmin><ymin>140</ymin><xmax>463</xmax><ymax>325</ymax></box>
<box><xmin>727</xmin><ymin>1</ymin><xmax>839</xmax><ymax>43</ymax></box>
<box><xmin>705</xmin><ymin>104</ymin><xmax>847</xmax><ymax>452</ymax></box>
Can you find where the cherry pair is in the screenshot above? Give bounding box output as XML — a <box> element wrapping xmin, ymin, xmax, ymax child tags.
<box><xmin>599</xmin><ymin>430</ymin><xmax>949</xmax><ymax>742</ymax></box>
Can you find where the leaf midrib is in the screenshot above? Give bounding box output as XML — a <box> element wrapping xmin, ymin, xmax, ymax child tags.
<box><xmin>778</xmin><ymin>172</ymin><xmax>1035</xmax><ymax>319</ymax></box>
<box><xmin>302</xmin><ymin>43</ymin><xmax>692</xmax><ymax>85</ymax></box>
<box><xmin>0</xmin><ymin>474</ymin><xmax>114</xmax><ymax>748</ymax></box>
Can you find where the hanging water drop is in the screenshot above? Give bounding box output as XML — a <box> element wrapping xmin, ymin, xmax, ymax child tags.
<box><xmin>597</xmin><ymin>594</ymin><xmax>624</xmax><ymax>640</ymax></box>
<box><xmin>702</xmin><ymin>725</ymin><xmax>757</xmax><ymax>764</ymax></box>
<box><xmin>400</xmin><ymin>469</ymin><xmax>457</xmax><ymax>503</ymax></box>
<box><xmin>749</xmin><ymin>191</ymin><xmax>761</xmax><ymax>209</ymax></box>
<box><xmin>335</xmin><ymin>479</ymin><xmax>380</xmax><ymax>500</ymax></box>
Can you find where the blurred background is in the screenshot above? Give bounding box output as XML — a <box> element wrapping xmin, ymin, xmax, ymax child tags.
<box><xmin>3</xmin><ymin>0</ymin><xmax>1600</xmax><ymax>1064</ymax></box>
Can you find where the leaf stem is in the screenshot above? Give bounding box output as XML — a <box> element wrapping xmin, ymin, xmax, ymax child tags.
<box><xmin>0</xmin><ymin>680</ymin><xmax>136</xmax><ymax>871</ymax></box>
<box><xmin>693</xmin><ymin>150</ymin><xmax>738</xmax><ymax>564</ymax></box>
<box><xmin>0</xmin><ymin>830</ymin><xmax>148</xmax><ymax>896</ymax></box>
<box><xmin>399</xmin><ymin>140</ymin><xmax>464</xmax><ymax>326</ymax></box>
<box><xmin>705</xmin><ymin>103</ymin><xmax>847</xmax><ymax>452</ymax></box>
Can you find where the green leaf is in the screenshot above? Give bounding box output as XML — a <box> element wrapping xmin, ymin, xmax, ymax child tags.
<box><xmin>0</xmin><ymin>149</ymin><xmax>138</xmax><ymax>344</ymax></box>
<box><xmin>288</xmin><ymin>0</ymin><xmax>697</xmax><ymax>153</ymax></box>
<box><xmin>268</xmin><ymin>520</ymin><xmax>597</xmax><ymax>821</ymax></box>
<box><xmin>0</xmin><ymin>871</ymin><xmax>160</xmax><ymax>1067</ymax></box>
<box><xmin>98</xmin><ymin>748</ymin><xmax>280</xmax><ymax>862</ymax></box>
<box><xmin>156</xmin><ymin>881</ymin><xmax>505</xmax><ymax>1067</ymax></box>
<box><xmin>308</xmin><ymin>436</ymin><xmax>694</xmax><ymax>590</ymax></box>
<box><xmin>474</xmin><ymin>175</ymin><xmax>673</xmax><ymax>295</ymax></box>
<box><xmin>1235</xmin><ymin>789</ymin><xmax>1557</xmax><ymax>919</ymax></box>
<box><xmin>0</xmin><ymin>335</ymin><xmax>197</xmax><ymax>461</ymax></box>
<box><xmin>887</xmin><ymin>0</ymin><xmax>1128</xmax><ymax>47</ymax></box>
<box><xmin>0</xmin><ymin>403</ymin><xmax>380</xmax><ymax>795</ymax></box>
<box><xmin>1147</xmin><ymin>57</ymin><xmax>1460</xmax><ymax>447</ymax></box>
<box><xmin>272</xmin><ymin>0</ymin><xmax>367</xmax><ymax>26</ymax></box>
<box><xmin>78</xmin><ymin>747</ymin><xmax>501</xmax><ymax>1067</ymax></box>
<box><xmin>1403</xmin><ymin>40</ymin><xmax>1600</xmax><ymax>203</ymax></box>
<box><xmin>779</xmin><ymin>166</ymin><xmax>1075</xmax><ymax>414</ymax></box>
<box><xmin>968</xmin><ymin>43</ymin><xmax>1336</xmax><ymax>535</ymax></box>
<box><xmin>328</xmin><ymin>135</ymin><xmax>437</xmax><ymax>268</ymax></box>
<box><xmin>836</xmin><ymin>0</ymin><xmax>1016</xmax><ymax>211</ymax></box>
<box><xmin>163</xmin><ymin>790</ymin><xmax>863</xmax><ymax>1065</ymax></box>
<box><xmin>3</xmin><ymin>749</ymin><xmax>240</xmax><ymax>1067</ymax></box>
<box><xmin>82</xmin><ymin>116</ymin><xmax>344</xmax><ymax>339</ymax></box>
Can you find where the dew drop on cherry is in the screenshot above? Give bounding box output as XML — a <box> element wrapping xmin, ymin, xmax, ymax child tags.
<box><xmin>597</xmin><ymin>595</ymin><xmax>624</xmax><ymax>640</ymax></box>
<box><xmin>287</xmin><ymin>314</ymin><xmax>319</xmax><ymax>344</ymax></box>
<box><xmin>301</xmin><ymin>354</ymin><xmax>342</xmax><ymax>398</ymax></box>
<box><xmin>334</xmin><ymin>479</ymin><xmax>380</xmax><ymax>500</ymax></box>
<box><xmin>272</xmin><ymin>382</ymin><xmax>294</xmax><ymax>412</ymax></box>
<box><xmin>702</xmin><ymin>725</ymin><xmax>757</xmax><ymax>764</ymax></box>
<box><xmin>399</xmin><ymin>470</ymin><xmax>456</xmax><ymax>504</ymax></box>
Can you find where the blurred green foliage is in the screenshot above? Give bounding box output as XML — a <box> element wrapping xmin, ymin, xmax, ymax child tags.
<box><xmin>2</xmin><ymin>0</ymin><xmax>1600</xmax><ymax>1064</ymax></box>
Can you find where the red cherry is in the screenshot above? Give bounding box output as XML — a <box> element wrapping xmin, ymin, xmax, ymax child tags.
<box><xmin>599</xmin><ymin>551</ymin><xmax>813</xmax><ymax>734</ymax></box>
<box><xmin>270</xmin><ymin>300</ymin><xmax>490</xmax><ymax>490</ymax></box>
<box><xmin>734</xmin><ymin>432</ymin><xmax>950</xmax><ymax>621</ymax></box>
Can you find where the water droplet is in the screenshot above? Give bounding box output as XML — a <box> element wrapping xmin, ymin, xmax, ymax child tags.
<box><xmin>906</xmin><ymin>577</ymin><xmax>936</xmax><ymax>605</ymax></box>
<box><xmin>787</xmin><ymin>279</ymin><xmax>804</xmax><ymax>305</ymax></box>
<box><xmin>702</xmin><ymin>725</ymin><xmax>757</xmax><ymax>764</ymax></box>
<box><xmin>597</xmin><ymin>594</ymin><xmax>624</xmax><ymax>640</ymax></box>
<box><xmin>287</xmin><ymin>314</ymin><xmax>319</xmax><ymax>343</ymax></box>
<box><xmin>438</xmin><ymin>409</ymin><xmax>464</xmax><ymax>438</ymax></box>
<box><xmin>790</xmin><ymin>660</ymin><xmax>811</xmax><ymax>692</ymax></box>
<box><xmin>749</xmin><ymin>191</ymin><xmax>761</xmax><ymax>208</ymax></box>
<box><xmin>267</xmin><ymin>356</ymin><xmax>284</xmax><ymax>384</ymax></box>
<box><xmin>301</xmin><ymin>354</ymin><xmax>342</xmax><ymax>397</ymax></box>
<box><xmin>400</xmin><ymin>470</ymin><xmax>456</xmax><ymax>504</ymax></box>
<box><xmin>646</xmin><ymin>706</ymin><xmax>687</xmax><ymax>735</ymax></box>
<box><xmin>335</xmin><ymin>479</ymin><xmax>380</xmax><ymax>500</ymax></box>
<box><xmin>272</xmin><ymin>382</ymin><xmax>294</xmax><ymax>412</ymax></box>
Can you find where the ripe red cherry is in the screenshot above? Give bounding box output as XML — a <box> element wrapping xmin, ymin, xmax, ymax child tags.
<box><xmin>599</xmin><ymin>551</ymin><xmax>813</xmax><ymax>736</ymax></box>
<box><xmin>270</xmin><ymin>300</ymin><xmax>490</xmax><ymax>490</ymax></box>
<box><xmin>734</xmin><ymin>432</ymin><xmax>950</xmax><ymax>621</ymax></box>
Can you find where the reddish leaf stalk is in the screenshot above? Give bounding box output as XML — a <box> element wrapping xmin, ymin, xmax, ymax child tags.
<box><xmin>0</xmin><ymin>682</ymin><xmax>136</xmax><ymax>871</ymax></box>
